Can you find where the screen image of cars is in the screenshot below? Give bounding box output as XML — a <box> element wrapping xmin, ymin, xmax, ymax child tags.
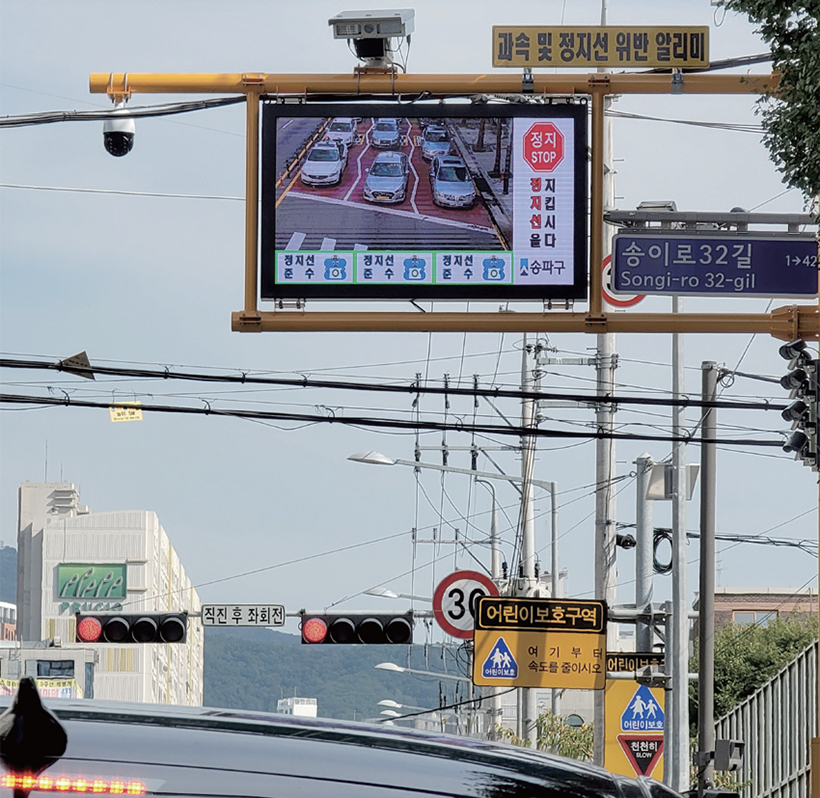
<box><xmin>371</xmin><ymin>118</ymin><xmax>402</xmax><ymax>148</ymax></box>
<box><xmin>420</xmin><ymin>124</ymin><xmax>452</xmax><ymax>161</ymax></box>
<box><xmin>300</xmin><ymin>140</ymin><xmax>348</xmax><ymax>186</ymax></box>
<box><xmin>1</xmin><ymin>679</ymin><xmax>683</xmax><ymax>798</ymax></box>
<box><xmin>429</xmin><ymin>155</ymin><xmax>477</xmax><ymax>209</ymax></box>
<box><xmin>326</xmin><ymin>117</ymin><xmax>357</xmax><ymax>148</ymax></box>
<box><xmin>363</xmin><ymin>150</ymin><xmax>409</xmax><ymax>204</ymax></box>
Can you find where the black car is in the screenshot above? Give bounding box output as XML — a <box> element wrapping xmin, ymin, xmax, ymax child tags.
<box><xmin>1</xmin><ymin>680</ymin><xmax>681</xmax><ymax>798</ymax></box>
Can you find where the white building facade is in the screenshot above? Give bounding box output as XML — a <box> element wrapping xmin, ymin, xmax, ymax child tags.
<box><xmin>15</xmin><ymin>482</ymin><xmax>203</xmax><ymax>705</ymax></box>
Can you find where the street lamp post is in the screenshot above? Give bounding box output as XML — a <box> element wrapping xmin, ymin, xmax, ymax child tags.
<box><xmin>365</xmin><ymin>586</ymin><xmax>432</xmax><ymax>602</ymax></box>
<box><xmin>374</xmin><ymin>662</ymin><xmax>472</xmax><ymax>682</ymax></box>
<box><xmin>353</xmin><ymin>450</ymin><xmax>561</xmax><ymax>740</ymax></box>
<box><xmin>348</xmin><ymin>452</ymin><xmax>560</xmax><ymax>592</ymax></box>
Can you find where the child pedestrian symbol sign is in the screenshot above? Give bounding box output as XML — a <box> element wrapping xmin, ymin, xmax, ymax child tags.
<box><xmin>481</xmin><ymin>637</ymin><xmax>518</xmax><ymax>679</ymax></box>
<box><xmin>621</xmin><ymin>684</ymin><xmax>664</xmax><ymax>732</ymax></box>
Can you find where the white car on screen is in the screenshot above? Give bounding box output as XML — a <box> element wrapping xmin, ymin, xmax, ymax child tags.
<box><xmin>326</xmin><ymin>117</ymin><xmax>358</xmax><ymax>148</ymax></box>
<box><xmin>300</xmin><ymin>141</ymin><xmax>348</xmax><ymax>186</ymax></box>
<box><xmin>371</xmin><ymin>118</ymin><xmax>402</xmax><ymax>148</ymax></box>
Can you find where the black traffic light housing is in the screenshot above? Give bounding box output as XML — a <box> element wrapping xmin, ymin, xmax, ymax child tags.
<box><xmin>300</xmin><ymin>611</ymin><xmax>413</xmax><ymax>644</ymax></box>
<box><xmin>75</xmin><ymin>612</ymin><xmax>188</xmax><ymax>644</ymax></box>
<box><xmin>778</xmin><ymin>339</ymin><xmax>820</xmax><ymax>470</ymax></box>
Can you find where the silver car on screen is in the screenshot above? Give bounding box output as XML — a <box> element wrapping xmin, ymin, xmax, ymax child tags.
<box><xmin>363</xmin><ymin>151</ymin><xmax>409</xmax><ymax>204</ymax></box>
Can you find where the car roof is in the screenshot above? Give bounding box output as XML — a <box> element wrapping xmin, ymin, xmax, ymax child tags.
<box><xmin>0</xmin><ymin>696</ymin><xmax>637</xmax><ymax>798</ymax></box>
<box><xmin>372</xmin><ymin>150</ymin><xmax>406</xmax><ymax>162</ymax></box>
<box><xmin>435</xmin><ymin>156</ymin><xmax>466</xmax><ymax>166</ymax></box>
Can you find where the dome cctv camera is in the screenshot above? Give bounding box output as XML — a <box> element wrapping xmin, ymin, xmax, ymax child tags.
<box><xmin>103</xmin><ymin>104</ymin><xmax>135</xmax><ymax>157</ymax></box>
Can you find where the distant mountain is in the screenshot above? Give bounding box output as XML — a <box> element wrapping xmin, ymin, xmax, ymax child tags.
<box><xmin>203</xmin><ymin>625</ymin><xmax>475</xmax><ymax>721</ymax></box>
<box><xmin>0</xmin><ymin>546</ymin><xmax>17</xmax><ymax>604</ymax></box>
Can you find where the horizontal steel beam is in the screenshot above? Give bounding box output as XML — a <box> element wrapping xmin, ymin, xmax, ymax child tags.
<box><xmin>89</xmin><ymin>71</ymin><xmax>781</xmax><ymax>99</ymax></box>
<box><xmin>231</xmin><ymin>305</ymin><xmax>819</xmax><ymax>340</ymax></box>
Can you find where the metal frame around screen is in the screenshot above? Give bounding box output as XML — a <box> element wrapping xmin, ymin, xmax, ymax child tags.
<box><xmin>260</xmin><ymin>101</ymin><xmax>588</xmax><ymax>301</ymax></box>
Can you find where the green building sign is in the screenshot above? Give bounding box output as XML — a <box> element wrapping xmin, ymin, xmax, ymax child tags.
<box><xmin>57</xmin><ymin>563</ymin><xmax>127</xmax><ymax>599</ymax></box>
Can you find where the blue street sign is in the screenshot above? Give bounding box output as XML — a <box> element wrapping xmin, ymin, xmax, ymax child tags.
<box><xmin>613</xmin><ymin>234</ymin><xmax>817</xmax><ymax>297</ymax></box>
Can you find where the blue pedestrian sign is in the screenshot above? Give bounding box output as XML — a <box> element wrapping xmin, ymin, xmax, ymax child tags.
<box><xmin>613</xmin><ymin>234</ymin><xmax>818</xmax><ymax>298</ymax></box>
<box><xmin>620</xmin><ymin>684</ymin><xmax>664</xmax><ymax>732</ymax></box>
<box><xmin>481</xmin><ymin>637</ymin><xmax>519</xmax><ymax>679</ymax></box>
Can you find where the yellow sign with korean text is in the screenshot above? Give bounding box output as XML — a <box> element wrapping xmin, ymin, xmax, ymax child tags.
<box><xmin>492</xmin><ymin>26</ymin><xmax>709</xmax><ymax>69</ymax></box>
<box><xmin>109</xmin><ymin>401</ymin><xmax>143</xmax><ymax>422</ymax></box>
<box><xmin>604</xmin><ymin>653</ymin><xmax>665</xmax><ymax>779</ymax></box>
<box><xmin>472</xmin><ymin>597</ymin><xmax>606</xmax><ymax>689</ymax></box>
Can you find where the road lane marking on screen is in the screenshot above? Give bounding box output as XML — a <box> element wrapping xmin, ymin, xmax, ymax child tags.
<box><xmin>285</xmin><ymin>232</ymin><xmax>306</xmax><ymax>250</ymax></box>
<box><xmin>285</xmin><ymin>191</ymin><xmax>496</xmax><ymax>236</ymax></box>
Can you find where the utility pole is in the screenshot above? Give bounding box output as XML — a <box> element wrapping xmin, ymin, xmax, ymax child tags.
<box><xmin>696</xmin><ymin>362</ymin><xmax>718</xmax><ymax>796</ymax></box>
<box><xmin>634</xmin><ymin>453</ymin><xmax>655</xmax><ymax>653</ymax></box>
<box><xmin>518</xmin><ymin>334</ymin><xmax>540</xmax><ymax>748</ymax></box>
<box><xmin>667</xmin><ymin>297</ymin><xmax>690</xmax><ymax>792</ymax></box>
<box><xmin>593</xmin><ymin>0</ymin><xmax>618</xmax><ymax>765</ymax></box>
<box><xmin>475</xmin><ymin>478</ymin><xmax>503</xmax><ymax>741</ymax></box>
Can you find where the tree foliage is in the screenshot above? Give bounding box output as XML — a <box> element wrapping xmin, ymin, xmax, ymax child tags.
<box><xmin>204</xmin><ymin>626</ymin><xmax>466</xmax><ymax>721</ymax></box>
<box><xmin>720</xmin><ymin>0</ymin><xmax>820</xmax><ymax>206</ymax></box>
<box><xmin>689</xmin><ymin>612</ymin><xmax>818</xmax><ymax>729</ymax></box>
<box><xmin>496</xmin><ymin>712</ymin><xmax>594</xmax><ymax>761</ymax></box>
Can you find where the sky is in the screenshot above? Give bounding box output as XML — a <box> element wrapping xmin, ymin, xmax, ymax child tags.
<box><xmin>1</xmin><ymin>0</ymin><xmax>817</xmax><ymax>647</ymax></box>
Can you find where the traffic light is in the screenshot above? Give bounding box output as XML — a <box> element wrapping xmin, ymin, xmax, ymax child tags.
<box><xmin>75</xmin><ymin>612</ymin><xmax>188</xmax><ymax>644</ymax></box>
<box><xmin>300</xmin><ymin>611</ymin><xmax>413</xmax><ymax>644</ymax></box>
<box><xmin>779</xmin><ymin>339</ymin><xmax>820</xmax><ymax>470</ymax></box>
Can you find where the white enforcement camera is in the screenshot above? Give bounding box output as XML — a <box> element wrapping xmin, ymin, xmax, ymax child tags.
<box><xmin>328</xmin><ymin>9</ymin><xmax>415</xmax><ymax>66</ymax></box>
<box><xmin>103</xmin><ymin>102</ymin><xmax>135</xmax><ymax>157</ymax></box>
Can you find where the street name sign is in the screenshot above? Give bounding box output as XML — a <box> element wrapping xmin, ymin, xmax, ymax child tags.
<box><xmin>472</xmin><ymin>596</ymin><xmax>607</xmax><ymax>689</ymax></box>
<box><xmin>613</xmin><ymin>233</ymin><xmax>818</xmax><ymax>297</ymax></box>
<box><xmin>493</xmin><ymin>26</ymin><xmax>709</xmax><ymax>69</ymax></box>
<box><xmin>433</xmin><ymin>570</ymin><xmax>499</xmax><ymax>639</ymax></box>
<box><xmin>201</xmin><ymin>604</ymin><xmax>285</xmax><ymax>627</ymax></box>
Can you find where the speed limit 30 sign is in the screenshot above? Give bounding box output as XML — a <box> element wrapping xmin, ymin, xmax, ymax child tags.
<box><xmin>433</xmin><ymin>570</ymin><xmax>500</xmax><ymax>639</ymax></box>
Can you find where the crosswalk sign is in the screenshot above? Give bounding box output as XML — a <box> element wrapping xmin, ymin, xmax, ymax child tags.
<box><xmin>620</xmin><ymin>684</ymin><xmax>664</xmax><ymax>732</ymax></box>
<box><xmin>481</xmin><ymin>637</ymin><xmax>518</xmax><ymax>679</ymax></box>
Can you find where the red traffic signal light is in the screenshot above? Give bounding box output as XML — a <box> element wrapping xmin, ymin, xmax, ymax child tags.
<box><xmin>75</xmin><ymin>612</ymin><xmax>188</xmax><ymax>644</ymax></box>
<box><xmin>300</xmin><ymin>612</ymin><xmax>413</xmax><ymax>644</ymax></box>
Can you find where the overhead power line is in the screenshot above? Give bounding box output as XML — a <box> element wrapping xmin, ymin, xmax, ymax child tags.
<box><xmin>0</xmin><ymin>97</ymin><xmax>245</xmax><ymax>128</ymax></box>
<box><xmin>0</xmin><ymin>357</ymin><xmax>790</xmax><ymax>413</ymax></box>
<box><xmin>0</xmin><ymin>392</ymin><xmax>786</xmax><ymax>448</ymax></box>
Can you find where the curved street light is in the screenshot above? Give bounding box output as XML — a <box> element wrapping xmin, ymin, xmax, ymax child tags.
<box><xmin>374</xmin><ymin>662</ymin><xmax>472</xmax><ymax>683</ymax></box>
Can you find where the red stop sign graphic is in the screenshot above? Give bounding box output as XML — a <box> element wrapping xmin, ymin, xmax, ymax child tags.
<box><xmin>523</xmin><ymin>122</ymin><xmax>564</xmax><ymax>172</ymax></box>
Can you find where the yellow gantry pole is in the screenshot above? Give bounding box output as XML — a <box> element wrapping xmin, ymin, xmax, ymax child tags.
<box><xmin>89</xmin><ymin>71</ymin><xmax>780</xmax><ymax>97</ymax></box>
<box><xmin>244</xmin><ymin>87</ymin><xmax>261</xmax><ymax>316</ymax></box>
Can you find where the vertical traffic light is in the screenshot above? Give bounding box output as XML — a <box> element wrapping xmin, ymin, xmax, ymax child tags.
<box><xmin>75</xmin><ymin>612</ymin><xmax>188</xmax><ymax>643</ymax></box>
<box><xmin>300</xmin><ymin>612</ymin><xmax>413</xmax><ymax>644</ymax></box>
<box><xmin>779</xmin><ymin>339</ymin><xmax>819</xmax><ymax>470</ymax></box>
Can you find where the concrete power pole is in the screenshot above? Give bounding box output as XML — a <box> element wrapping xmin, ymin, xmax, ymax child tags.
<box><xmin>667</xmin><ymin>298</ymin><xmax>690</xmax><ymax>791</ymax></box>
<box><xmin>635</xmin><ymin>453</ymin><xmax>655</xmax><ymax>653</ymax></box>
<box><xmin>519</xmin><ymin>334</ymin><xmax>541</xmax><ymax>748</ymax></box>
<box><xmin>696</xmin><ymin>361</ymin><xmax>718</xmax><ymax>796</ymax></box>
<box><xmin>593</xmin><ymin>0</ymin><xmax>619</xmax><ymax>764</ymax></box>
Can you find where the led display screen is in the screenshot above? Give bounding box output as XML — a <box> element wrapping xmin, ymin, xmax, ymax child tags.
<box><xmin>260</xmin><ymin>102</ymin><xmax>588</xmax><ymax>301</ymax></box>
